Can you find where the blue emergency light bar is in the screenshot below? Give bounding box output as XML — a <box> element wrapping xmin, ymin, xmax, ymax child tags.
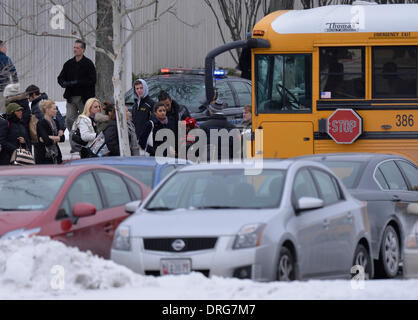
<box><xmin>160</xmin><ymin>67</ymin><xmax>226</xmax><ymax>77</ymax></box>
<box><xmin>213</xmin><ymin>69</ymin><xmax>226</xmax><ymax>76</ymax></box>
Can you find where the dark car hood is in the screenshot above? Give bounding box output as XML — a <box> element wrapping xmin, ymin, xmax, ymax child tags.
<box><xmin>0</xmin><ymin>210</ymin><xmax>44</xmax><ymax>236</ymax></box>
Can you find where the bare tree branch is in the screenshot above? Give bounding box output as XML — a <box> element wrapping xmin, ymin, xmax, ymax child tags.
<box><xmin>121</xmin><ymin>0</ymin><xmax>157</xmax><ymax>17</ymax></box>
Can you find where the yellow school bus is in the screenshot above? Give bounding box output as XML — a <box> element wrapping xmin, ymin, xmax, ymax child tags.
<box><xmin>205</xmin><ymin>3</ymin><xmax>418</xmax><ymax>162</ymax></box>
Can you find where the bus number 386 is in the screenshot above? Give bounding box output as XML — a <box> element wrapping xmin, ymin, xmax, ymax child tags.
<box><xmin>395</xmin><ymin>114</ymin><xmax>414</xmax><ymax>127</ymax></box>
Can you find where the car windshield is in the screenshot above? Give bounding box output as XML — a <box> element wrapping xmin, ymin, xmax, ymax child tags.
<box><xmin>126</xmin><ymin>79</ymin><xmax>206</xmax><ymax>113</ymax></box>
<box><xmin>145</xmin><ymin>169</ymin><xmax>286</xmax><ymax>210</ymax></box>
<box><xmin>321</xmin><ymin>160</ymin><xmax>365</xmax><ymax>188</ymax></box>
<box><xmin>0</xmin><ymin>176</ymin><xmax>66</xmax><ymax>211</ymax></box>
<box><xmin>114</xmin><ymin>166</ymin><xmax>155</xmax><ymax>188</ymax></box>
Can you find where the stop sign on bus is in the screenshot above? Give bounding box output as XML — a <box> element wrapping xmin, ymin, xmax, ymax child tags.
<box><xmin>327</xmin><ymin>109</ymin><xmax>362</xmax><ymax>144</ymax></box>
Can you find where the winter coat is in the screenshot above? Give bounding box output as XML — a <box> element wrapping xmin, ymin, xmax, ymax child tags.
<box><xmin>57</xmin><ymin>55</ymin><xmax>96</xmax><ymax>103</ymax></box>
<box><xmin>6</xmin><ymin>93</ymin><xmax>32</xmax><ymax>148</ymax></box>
<box><xmin>35</xmin><ymin>118</ymin><xmax>64</xmax><ymax>164</ymax></box>
<box><xmin>138</xmin><ymin>115</ymin><xmax>169</xmax><ymax>157</ymax></box>
<box><xmin>102</xmin><ymin>119</ymin><xmax>140</xmax><ymax>157</ymax></box>
<box><xmin>31</xmin><ymin>93</ymin><xmax>66</xmax><ymax>131</ymax></box>
<box><xmin>2</xmin><ymin>112</ymin><xmax>30</xmax><ymax>163</ymax></box>
<box><xmin>131</xmin><ymin>79</ymin><xmax>155</xmax><ymax>140</ymax></box>
<box><xmin>77</xmin><ymin>115</ymin><xmax>97</xmax><ymax>147</ymax></box>
<box><xmin>0</xmin><ymin>114</ymin><xmax>9</xmax><ymax>165</ymax></box>
<box><xmin>199</xmin><ymin>113</ymin><xmax>241</xmax><ymax>161</ymax></box>
<box><xmin>0</xmin><ymin>52</ymin><xmax>18</xmax><ymax>92</ymax></box>
<box><xmin>102</xmin><ymin>120</ymin><xmax>119</xmax><ymax>156</ymax></box>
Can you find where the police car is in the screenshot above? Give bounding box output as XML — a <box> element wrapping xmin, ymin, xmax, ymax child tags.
<box><xmin>124</xmin><ymin>68</ymin><xmax>251</xmax><ymax>127</ymax></box>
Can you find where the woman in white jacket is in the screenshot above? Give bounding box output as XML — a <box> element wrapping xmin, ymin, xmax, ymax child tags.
<box><xmin>75</xmin><ymin>97</ymin><xmax>101</xmax><ymax>158</ymax></box>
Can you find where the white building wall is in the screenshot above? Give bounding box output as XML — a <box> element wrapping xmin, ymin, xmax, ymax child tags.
<box><xmin>0</xmin><ymin>0</ymin><xmax>297</xmax><ymax>101</ymax></box>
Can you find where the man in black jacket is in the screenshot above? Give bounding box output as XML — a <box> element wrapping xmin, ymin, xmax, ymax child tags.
<box><xmin>158</xmin><ymin>90</ymin><xmax>190</xmax><ymax>156</ymax></box>
<box><xmin>57</xmin><ymin>39</ymin><xmax>96</xmax><ymax>132</ymax></box>
<box><xmin>199</xmin><ymin>100</ymin><xmax>241</xmax><ymax>162</ymax></box>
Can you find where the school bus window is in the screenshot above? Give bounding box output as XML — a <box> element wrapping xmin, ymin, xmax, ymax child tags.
<box><xmin>255</xmin><ymin>54</ymin><xmax>312</xmax><ymax>113</ymax></box>
<box><xmin>372</xmin><ymin>46</ymin><xmax>417</xmax><ymax>99</ymax></box>
<box><xmin>319</xmin><ymin>47</ymin><xmax>365</xmax><ymax>99</ymax></box>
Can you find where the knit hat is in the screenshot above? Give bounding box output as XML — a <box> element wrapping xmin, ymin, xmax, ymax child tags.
<box><xmin>3</xmin><ymin>83</ymin><xmax>20</xmax><ymax>98</ymax></box>
<box><xmin>6</xmin><ymin>102</ymin><xmax>23</xmax><ymax>115</ymax></box>
<box><xmin>208</xmin><ymin>99</ymin><xmax>225</xmax><ymax>114</ymax></box>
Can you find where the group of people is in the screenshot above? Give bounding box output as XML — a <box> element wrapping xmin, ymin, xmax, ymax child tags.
<box><xmin>0</xmin><ymin>38</ymin><xmax>253</xmax><ymax>165</ymax></box>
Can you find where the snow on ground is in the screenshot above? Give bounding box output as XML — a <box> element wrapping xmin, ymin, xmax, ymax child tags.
<box><xmin>0</xmin><ymin>236</ymin><xmax>418</xmax><ymax>300</ymax></box>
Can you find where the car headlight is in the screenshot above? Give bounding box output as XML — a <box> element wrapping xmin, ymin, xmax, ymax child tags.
<box><xmin>112</xmin><ymin>226</ymin><xmax>131</xmax><ymax>251</ymax></box>
<box><xmin>233</xmin><ymin>223</ymin><xmax>266</xmax><ymax>249</ymax></box>
<box><xmin>1</xmin><ymin>227</ymin><xmax>41</xmax><ymax>240</ymax></box>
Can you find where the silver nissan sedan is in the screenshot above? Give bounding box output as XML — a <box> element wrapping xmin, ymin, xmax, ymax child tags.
<box><xmin>111</xmin><ymin>160</ymin><xmax>373</xmax><ymax>281</ymax></box>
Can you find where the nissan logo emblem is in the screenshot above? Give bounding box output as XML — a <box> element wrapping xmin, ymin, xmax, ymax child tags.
<box><xmin>172</xmin><ymin>239</ymin><xmax>186</xmax><ymax>251</ymax></box>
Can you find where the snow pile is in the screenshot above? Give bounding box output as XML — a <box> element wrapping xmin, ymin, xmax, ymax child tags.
<box><xmin>2</xmin><ymin>236</ymin><xmax>418</xmax><ymax>299</ymax></box>
<box><xmin>0</xmin><ymin>236</ymin><xmax>140</xmax><ymax>298</ymax></box>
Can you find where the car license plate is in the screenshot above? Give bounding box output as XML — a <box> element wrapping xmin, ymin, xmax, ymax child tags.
<box><xmin>160</xmin><ymin>259</ymin><xmax>191</xmax><ymax>275</ymax></box>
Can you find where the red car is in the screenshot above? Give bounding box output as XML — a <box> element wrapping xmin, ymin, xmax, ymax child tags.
<box><xmin>0</xmin><ymin>165</ymin><xmax>151</xmax><ymax>258</ymax></box>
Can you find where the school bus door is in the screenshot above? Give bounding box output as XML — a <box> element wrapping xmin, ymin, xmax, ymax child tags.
<box><xmin>256</xmin><ymin>119</ymin><xmax>313</xmax><ymax>158</ymax></box>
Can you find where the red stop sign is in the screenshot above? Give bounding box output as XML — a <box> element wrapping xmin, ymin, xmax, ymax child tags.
<box><xmin>327</xmin><ymin>109</ymin><xmax>362</xmax><ymax>144</ymax></box>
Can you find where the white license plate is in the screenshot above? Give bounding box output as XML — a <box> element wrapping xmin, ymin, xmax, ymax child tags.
<box><xmin>160</xmin><ymin>259</ymin><xmax>191</xmax><ymax>275</ymax></box>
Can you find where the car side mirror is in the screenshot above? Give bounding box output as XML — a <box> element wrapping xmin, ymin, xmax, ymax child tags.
<box><xmin>72</xmin><ymin>203</ymin><xmax>96</xmax><ymax>218</ymax></box>
<box><xmin>125</xmin><ymin>200</ymin><xmax>142</xmax><ymax>215</ymax></box>
<box><xmin>296</xmin><ymin>197</ymin><xmax>324</xmax><ymax>213</ymax></box>
<box><xmin>407</xmin><ymin>203</ymin><xmax>418</xmax><ymax>215</ymax></box>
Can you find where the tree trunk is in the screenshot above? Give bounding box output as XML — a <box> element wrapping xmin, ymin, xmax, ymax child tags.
<box><xmin>96</xmin><ymin>0</ymin><xmax>114</xmax><ymax>103</ymax></box>
<box><xmin>112</xmin><ymin>0</ymin><xmax>131</xmax><ymax>157</ymax></box>
<box><xmin>268</xmin><ymin>0</ymin><xmax>294</xmax><ymax>13</ymax></box>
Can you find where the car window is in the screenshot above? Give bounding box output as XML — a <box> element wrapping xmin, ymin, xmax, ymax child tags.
<box><xmin>231</xmin><ymin>81</ymin><xmax>251</xmax><ymax>106</ymax></box>
<box><xmin>57</xmin><ymin>198</ymin><xmax>72</xmax><ymax>220</ymax></box>
<box><xmin>375</xmin><ymin>168</ymin><xmax>389</xmax><ymax>190</ymax></box>
<box><xmin>396</xmin><ymin>160</ymin><xmax>418</xmax><ymax>190</ymax></box>
<box><xmin>0</xmin><ymin>175</ymin><xmax>65</xmax><ymax>211</ymax></box>
<box><xmin>115</xmin><ymin>165</ymin><xmax>155</xmax><ymax>189</ymax></box>
<box><xmin>96</xmin><ymin>171</ymin><xmax>131</xmax><ymax>207</ymax></box>
<box><xmin>67</xmin><ymin>173</ymin><xmax>103</xmax><ymax>210</ymax></box>
<box><xmin>311</xmin><ymin>169</ymin><xmax>341</xmax><ymax>205</ymax></box>
<box><xmin>293</xmin><ymin>169</ymin><xmax>318</xmax><ymax>201</ymax></box>
<box><xmin>160</xmin><ymin>165</ymin><xmax>176</xmax><ymax>181</ymax></box>
<box><xmin>146</xmin><ymin>169</ymin><xmax>286</xmax><ymax>209</ymax></box>
<box><xmin>378</xmin><ymin>161</ymin><xmax>408</xmax><ymax>191</ymax></box>
<box><xmin>124</xmin><ymin>178</ymin><xmax>143</xmax><ymax>201</ymax></box>
<box><xmin>215</xmin><ymin>81</ymin><xmax>235</xmax><ymax>108</ymax></box>
<box><xmin>148</xmin><ymin>79</ymin><xmax>206</xmax><ymax>114</ymax></box>
<box><xmin>321</xmin><ymin>160</ymin><xmax>364</xmax><ymax>189</ymax></box>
